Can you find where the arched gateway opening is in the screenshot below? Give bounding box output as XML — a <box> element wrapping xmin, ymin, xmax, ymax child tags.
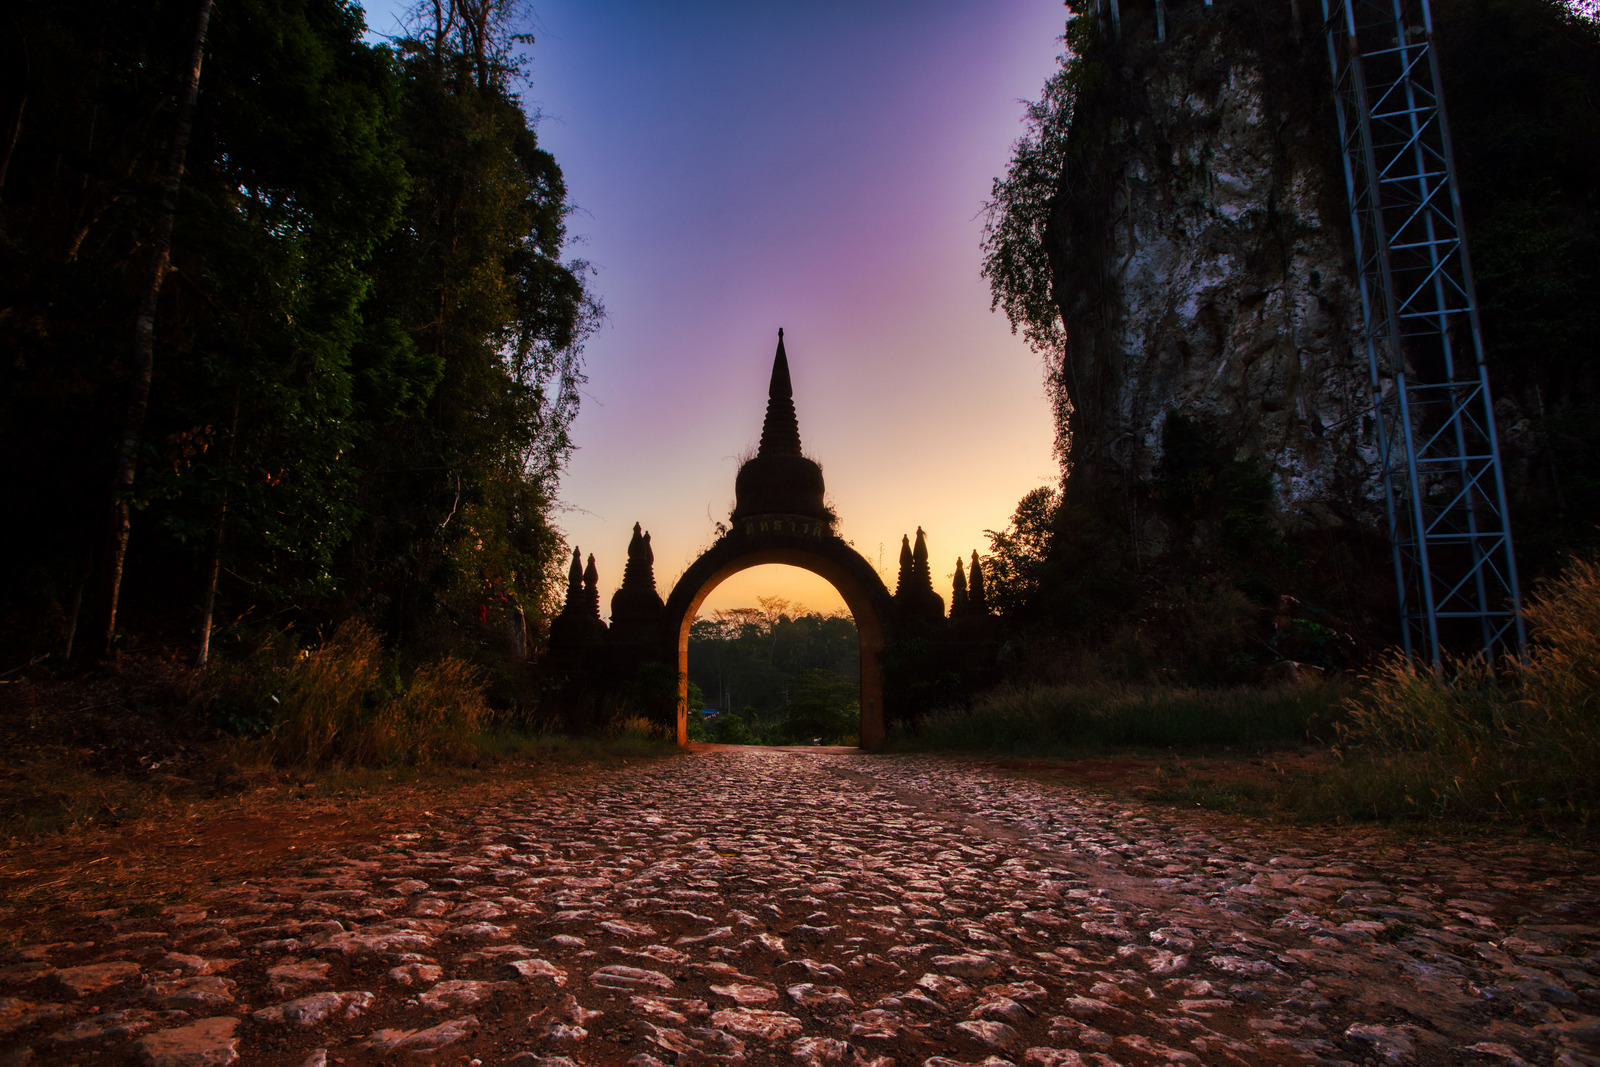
<box><xmin>664</xmin><ymin>530</ymin><xmax>893</xmax><ymax>747</ymax></box>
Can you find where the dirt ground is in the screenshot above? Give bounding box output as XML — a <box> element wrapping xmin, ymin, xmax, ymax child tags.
<box><xmin>0</xmin><ymin>755</ymin><xmax>606</xmax><ymax>943</ymax></box>
<box><xmin>2</xmin><ymin>747</ymin><xmax>1596</xmax><ymax>1066</ymax></box>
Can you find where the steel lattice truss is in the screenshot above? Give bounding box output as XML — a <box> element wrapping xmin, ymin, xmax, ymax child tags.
<box><xmin>1321</xmin><ymin>0</ymin><xmax>1524</xmax><ymax>664</ymax></box>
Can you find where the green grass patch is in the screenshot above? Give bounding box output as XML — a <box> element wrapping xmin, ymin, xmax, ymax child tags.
<box><xmin>895</xmin><ymin>680</ymin><xmax>1345</xmax><ymax>755</ymax></box>
<box><xmin>1144</xmin><ymin>771</ymin><xmax>1288</xmax><ymax>820</ymax></box>
<box><xmin>900</xmin><ymin>553</ymin><xmax>1600</xmax><ymax>839</ymax></box>
<box><xmin>471</xmin><ymin>725</ymin><xmax>679</xmax><ymax>762</ymax></box>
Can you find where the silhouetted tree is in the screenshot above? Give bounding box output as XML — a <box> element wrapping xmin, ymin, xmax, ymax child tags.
<box><xmin>982</xmin><ymin>487</ymin><xmax>1060</xmax><ymax>617</ymax></box>
<box><xmin>687</xmin><ymin>607</ymin><xmax>860</xmax><ymax>741</ymax></box>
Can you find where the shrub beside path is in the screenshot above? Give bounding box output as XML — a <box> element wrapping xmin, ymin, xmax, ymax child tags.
<box><xmin>1</xmin><ymin>748</ymin><xmax>1597</xmax><ymax>1065</ymax></box>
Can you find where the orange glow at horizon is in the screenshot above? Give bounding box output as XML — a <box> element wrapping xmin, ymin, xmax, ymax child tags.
<box><xmin>693</xmin><ymin>564</ymin><xmax>852</xmax><ymax>619</ymax></box>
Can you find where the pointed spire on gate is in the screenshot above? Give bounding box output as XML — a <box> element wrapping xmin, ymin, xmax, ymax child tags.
<box><xmin>549</xmin><ymin>546</ymin><xmax>603</xmax><ymax>647</ymax></box>
<box><xmin>912</xmin><ymin>528</ymin><xmax>932</xmax><ymax>587</ymax></box>
<box><xmin>757</xmin><ymin>328</ymin><xmax>804</xmax><ymax>458</ymax></box>
<box><xmin>893</xmin><ymin>528</ymin><xmax>944</xmax><ymax>625</ymax></box>
<box><xmin>618</xmin><ymin>523</ymin><xmax>658</xmax><ymax>596</ymax></box>
<box><xmin>732</xmin><ymin>329</ymin><xmax>830</xmax><ymax>525</ymax></box>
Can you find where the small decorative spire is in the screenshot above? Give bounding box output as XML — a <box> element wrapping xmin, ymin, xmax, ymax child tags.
<box><xmin>549</xmin><ymin>545</ymin><xmax>602</xmax><ymax>646</ymax></box>
<box><xmin>611</xmin><ymin>522</ymin><xmax>665</xmax><ymax>631</ymax></box>
<box><xmin>912</xmin><ymin>528</ymin><xmax>931</xmax><ymax>587</ymax></box>
<box><xmin>895</xmin><ymin>535</ymin><xmax>914</xmax><ymax>596</ymax></box>
<box><xmin>893</xmin><ymin>528</ymin><xmax>944</xmax><ymax>622</ymax></box>
<box><xmin>583</xmin><ymin>553</ymin><xmax>601</xmax><ymax>621</ymax></box>
<box><xmin>969</xmin><ymin>550</ymin><xmax>988</xmax><ymax>615</ymax></box>
<box><xmin>564</xmin><ymin>547</ymin><xmax>582</xmax><ymax>606</ymax></box>
<box><xmin>951</xmin><ymin>558</ymin><xmax>969</xmax><ymax>618</ymax></box>
<box><xmin>620</xmin><ymin>523</ymin><xmax>657</xmax><ymax>595</ymax></box>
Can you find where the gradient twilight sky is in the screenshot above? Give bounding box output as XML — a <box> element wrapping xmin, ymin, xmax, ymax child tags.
<box><xmin>360</xmin><ymin>1</ymin><xmax>1067</xmax><ymax>616</ymax></box>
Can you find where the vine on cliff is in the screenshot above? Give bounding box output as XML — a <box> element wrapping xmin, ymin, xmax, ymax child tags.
<box><xmin>979</xmin><ymin>10</ymin><xmax>1103</xmax><ymax>366</ymax></box>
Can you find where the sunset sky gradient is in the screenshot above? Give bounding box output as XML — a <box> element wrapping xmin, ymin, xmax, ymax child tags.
<box><xmin>361</xmin><ymin>0</ymin><xmax>1067</xmax><ymax>616</ymax></box>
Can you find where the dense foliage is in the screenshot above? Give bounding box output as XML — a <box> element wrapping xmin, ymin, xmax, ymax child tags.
<box><xmin>1437</xmin><ymin>0</ymin><xmax>1600</xmax><ymax>572</ymax></box>
<box><xmin>0</xmin><ymin>0</ymin><xmax>598</xmax><ymax>689</ymax></box>
<box><xmin>979</xmin><ymin>487</ymin><xmax>1061</xmax><ymax>619</ymax></box>
<box><xmin>686</xmin><ymin>599</ymin><xmax>862</xmax><ymax>745</ymax></box>
<box><xmin>978</xmin><ymin>16</ymin><xmax>1094</xmax><ymax>463</ymax></box>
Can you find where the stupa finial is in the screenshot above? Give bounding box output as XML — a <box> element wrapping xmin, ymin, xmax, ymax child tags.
<box><xmin>732</xmin><ymin>329</ymin><xmax>830</xmax><ymax>525</ymax></box>
<box><xmin>758</xmin><ymin>329</ymin><xmax>801</xmax><ymax>456</ymax></box>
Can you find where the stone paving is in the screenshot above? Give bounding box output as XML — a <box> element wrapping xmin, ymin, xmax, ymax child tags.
<box><xmin>2</xmin><ymin>749</ymin><xmax>1599</xmax><ymax>1066</ymax></box>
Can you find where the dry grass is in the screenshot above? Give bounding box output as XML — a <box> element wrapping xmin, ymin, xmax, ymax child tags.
<box><xmin>610</xmin><ymin>714</ymin><xmax>671</xmax><ymax>742</ymax></box>
<box><xmin>0</xmin><ymin>753</ymin><xmax>170</xmax><ymax>841</ymax></box>
<box><xmin>1</xmin><ymin>622</ymin><xmax>680</xmax><ymax>843</ymax></box>
<box><xmin>1519</xmin><ymin>555</ymin><xmax>1600</xmax><ymax>719</ymax></box>
<box><xmin>1329</xmin><ymin>553</ymin><xmax>1600</xmax><ymax>830</ymax></box>
<box><xmin>231</xmin><ymin>620</ymin><xmax>491</xmax><ymax>768</ymax></box>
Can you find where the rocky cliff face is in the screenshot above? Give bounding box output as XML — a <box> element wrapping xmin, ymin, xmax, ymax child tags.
<box><xmin>1047</xmin><ymin>1</ymin><xmax>1389</xmax><ymax>547</ymax></box>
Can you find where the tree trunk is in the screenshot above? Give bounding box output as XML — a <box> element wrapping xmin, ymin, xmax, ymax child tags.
<box><xmin>93</xmin><ymin>0</ymin><xmax>215</xmax><ymax>662</ymax></box>
<box><xmin>0</xmin><ymin>18</ymin><xmax>27</xmax><ymax>199</ymax></box>
<box><xmin>195</xmin><ymin>496</ymin><xmax>226</xmax><ymax>668</ymax></box>
<box><xmin>196</xmin><ymin>389</ymin><xmax>240</xmax><ymax>669</ymax></box>
<box><xmin>62</xmin><ymin>550</ymin><xmax>91</xmax><ymax>664</ymax></box>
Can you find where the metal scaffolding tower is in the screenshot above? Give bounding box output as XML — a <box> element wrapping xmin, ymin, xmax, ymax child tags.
<box><xmin>1320</xmin><ymin>0</ymin><xmax>1525</xmax><ymax>664</ymax></box>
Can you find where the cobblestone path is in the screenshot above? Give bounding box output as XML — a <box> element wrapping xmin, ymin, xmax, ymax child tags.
<box><xmin>3</xmin><ymin>750</ymin><xmax>1599</xmax><ymax>1066</ymax></box>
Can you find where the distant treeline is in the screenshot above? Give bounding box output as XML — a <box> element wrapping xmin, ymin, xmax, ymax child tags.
<box><xmin>687</xmin><ymin>600</ymin><xmax>861</xmax><ymax>745</ymax></box>
<box><xmin>0</xmin><ymin>0</ymin><xmax>599</xmax><ymax>684</ymax></box>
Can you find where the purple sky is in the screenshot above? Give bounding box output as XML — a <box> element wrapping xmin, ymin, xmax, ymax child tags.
<box><xmin>362</xmin><ymin>1</ymin><xmax>1067</xmax><ymax>616</ymax></box>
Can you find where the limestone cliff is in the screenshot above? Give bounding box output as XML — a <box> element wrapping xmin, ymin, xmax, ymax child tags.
<box><xmin>1046</xmin><ymin>1</ymin><xmax>1387</xmax><ymax>547</ymax></box>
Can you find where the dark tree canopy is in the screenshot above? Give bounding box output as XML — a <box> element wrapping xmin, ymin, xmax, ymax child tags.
<box><xmin>0</xmin><ymin>0</ymin><xmax>599</xmax><ymax>684</ymax></box>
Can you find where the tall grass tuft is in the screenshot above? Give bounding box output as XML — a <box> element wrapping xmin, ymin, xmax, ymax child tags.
<box><xmin>257</xmin><ymin>621</ymin><xmax>490</xmax><ymax>768</ymax></box>
<box><xmin>1520</xmin><ymin>555</ymin><xmax>1600</xmax><ymax>723</ymax></box>
<box><xmin>1335</xmin><ymin>554</ymin><xmax>1600</xmax><ymax>827</ymax></box>
<box><xmin>266</xmin><ymin>621</ymin><xmax>380</xmax><ymax>766</ymax></box>
<box><xmin>358</xmin><ymin>654</ymin><xmax>490</xmax><ymax>766</ymax></box>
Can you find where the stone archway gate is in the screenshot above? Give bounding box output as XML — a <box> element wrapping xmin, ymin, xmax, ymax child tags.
<box><xmin>543</xmin><ymin>329</ymin><xmax>902</xmax><ymax>747</ymax></box>
<box><xmin>662</xmin><ymin>519</ymin><xmax>894</xmax><ymax>747</ymax></box>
